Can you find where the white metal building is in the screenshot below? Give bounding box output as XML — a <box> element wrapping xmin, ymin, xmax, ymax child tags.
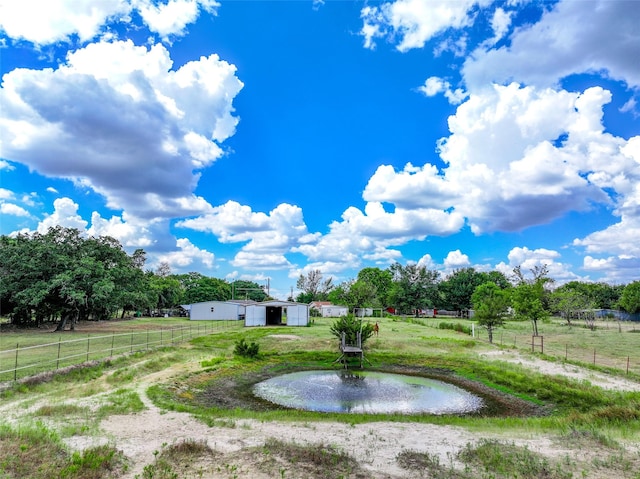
<box><xmin>187</xmin><ymin>300</ymin><xmax>251</xmax><ymax>321</ymax></box>
<box><xmin>245</xmin><ymin>300</ymin><xmax>309</xmax><ymax>327</ymax></box>
<box><xmin>319</xmin><ymin>304</ymin><xmax>348</xmax><ymax>318</ymax></box>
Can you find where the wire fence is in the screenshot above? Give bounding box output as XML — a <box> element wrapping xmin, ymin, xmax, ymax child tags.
<box><xmin>471</xmin><ymin>321</ymin><xmax>640</xmax><ymax>376</ymax></box>
<box><xmin>0</xmin><ymin>320</ymin><xmax>242</xmax><ymax>383</ymax></box>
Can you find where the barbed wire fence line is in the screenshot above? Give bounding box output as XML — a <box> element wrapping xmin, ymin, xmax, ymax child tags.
<box><xmin>470</xmin><ymin>320</ymin><xmax>640</xmax><ymax>376</ymax></box>
<box><xmin>0</xmin><ymin>320</ymin><xmax>240</xmax><ymax>383</ymax></box>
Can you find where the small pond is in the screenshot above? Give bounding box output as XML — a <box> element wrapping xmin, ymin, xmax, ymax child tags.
<box><xmin>253</xmin><ymin>370</ymin><xmax>484</xmax><ymax>414</ymax></box>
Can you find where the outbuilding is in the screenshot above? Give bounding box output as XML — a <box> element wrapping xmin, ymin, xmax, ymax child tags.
<box><xmin>319</xmin><ymin>304</ymin><xmax>348</xmax><ymax>318</ymax></box>
<box><xmin>245</xmin><ymin>300</ymin><xmax>309</xmax><ymax>327</ymax></box>
<box><xmin>187</xmin><ymin>300</ymin><xmax>253</xmax><ymax>321</ymax></box>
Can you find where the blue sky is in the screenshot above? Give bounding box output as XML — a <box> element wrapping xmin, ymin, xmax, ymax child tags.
<box><xmin>1</xmin><ymin>0</ymin><xmax>639</xmax><ymax>299</ymax></box>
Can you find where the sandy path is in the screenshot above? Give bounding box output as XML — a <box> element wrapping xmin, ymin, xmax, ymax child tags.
<box><xmin>5</xmin><ymin>348</ymin><xmax>640</xmax><ymax>478</ymax></box>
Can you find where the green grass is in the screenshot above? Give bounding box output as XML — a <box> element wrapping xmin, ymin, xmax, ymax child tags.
<box><xmin>0</xmin><ymin>422</ymin><xmax>126</xmax><ymax>479</ymax></box>
<box><xmin>2</xmin><ymin>314</ymin><xmax>640</xmax><ymax>478</ymax></box>
<box><xmin>0</xmin><ymin>318</ymin><xmax>243</xmax><ymax>381</ymax></box>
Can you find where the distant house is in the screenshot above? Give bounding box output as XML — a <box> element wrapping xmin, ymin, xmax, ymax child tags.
<box><xmin>309</xmin><ymin>302</ymin><xmax>348</xmax><ymax>318</ymax></box>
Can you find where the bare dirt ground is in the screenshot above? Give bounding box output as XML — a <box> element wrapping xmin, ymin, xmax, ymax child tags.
<box><xmin>3</xmin><ymin>338</ymin><xmax>640</xmax><ymax>478</ymax></box>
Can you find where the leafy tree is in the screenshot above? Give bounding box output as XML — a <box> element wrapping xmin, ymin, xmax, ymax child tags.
<box><xmin>0</xmin><ymin>227</ymin><xmax>148</xmax><ymax>329</ymax></box>
<box><xmin>388</xmin><ymin>262</ymin><xmax>439</xmax><ymax>316</ymax></box>
<box><xmin>296</xmin><ymin>269</ymin><xmax>334</xmax><ymax>301</ymax></box>
<box><xmin>548</xmin><ymin>288</ymin><xmax>594</xmax><ymax>327</ymax></box>
<box><xmin>439</xmin><ymin>268</ymin><xmax>509</xmax><ymax>313</ymax></box>
<box><xmin>559</xmin><ymin>281</ymin><xmax>623</xmax><ymax>310</ymax></box>
<box><xmin>231</xmin><ymin>280</ymin><xmax>268</xmax><ymax>302</ymax></box>
<box><xmin>472</xmin><ymin>282</ymin><xmax>510</xmax><ymax>343</ymax></box>
<box><xmin>175</xmin><ymin>272</ymin><xmax>231</xmax><ymax>304</ymax></box>
<box><xmin>147</xmin><ymin>273</ymin><xmax>183</xmax><ymax>313</ymax></box>
<box><xmin>620</xmin><ymin>281</ymin><xmax>640</xmax><ymax>314</ymax></box>
<box><xmin>356</xmin><ymin>267</ymin><xmax>393</xmax><ymax>307</ymax></box>
<box><xmin>510</xmin><ymin>265</ymin><xmax>552</xmax><ymax>336</ymax></box>
<box><xmin>327</xmin><ymin>281</ymin><xmax>350</xmax><ymax>306</ymax></box>
<box><xmin>326</xmin><ymin>278</ymin><xmax>378</xmax><ymax>313</ymax></box>
<box><xmin>156</xmin><ymin>261</ymin><xmax>172</xmax><ymax>277</ymax></box>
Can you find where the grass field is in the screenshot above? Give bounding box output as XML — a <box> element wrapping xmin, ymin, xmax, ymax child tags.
<box><xmin>1</xmin><ymin>314</ymin><xmax>640</xmax><ymax>478</ymax></box>
<box><xmin>2</xmin><ymin>314</ymin><xmax>640</xmax><ymax>382</ymax></box>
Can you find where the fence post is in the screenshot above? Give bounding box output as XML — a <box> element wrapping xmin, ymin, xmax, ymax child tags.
<box><xmin>57</xmin><ymin>338</ymin><xmax>62</xmax><ymax>369</ymax></box>
<box><xmin>593</xmin><ymin>349</ymin><xmax>596</xmax><ymax>365</ymax></box>
<box><xmin>147</xmin><ymin>330</ymin><xmax>149</xmax><ymax>350</ymax></box>
<box><xmin>131</xmin><ymin>332</ymin><xmax>134</xmax><ymax>353</ymax></box>
<box><xmin>565</xmin><ymin>344</ymin><xmax>568</xmax><ymax>361</ymax></box>
<box><xmin>111</xmin><ymin>333</ymin><xmax>115</xmax><ymax>357</ymax></box>
<box><xmin>627</xmin><ymin>356</ymin><xmax>630</xmax><ymax>375</ymax></box>
<box><xmin>14</xmin><ymin>343</ymin><xmax>19</xmax><ymax>381</ymax></box>
<box><xmin>86</xmin><ymin>335</ymin><xmax>90</xmax><ymax>362</ymax></box>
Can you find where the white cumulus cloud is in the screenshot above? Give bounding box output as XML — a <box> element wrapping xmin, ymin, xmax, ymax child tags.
<box><xmin>0</xmin><ymin>40</ymin><xmax>243</xmax><ymax>220</ymax></box>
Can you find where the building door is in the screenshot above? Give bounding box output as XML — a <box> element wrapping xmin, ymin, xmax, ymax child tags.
<box><xmin>266</xmin><ymin>306</ymin><xmax>282</xmax><ymax>325</ymax></box>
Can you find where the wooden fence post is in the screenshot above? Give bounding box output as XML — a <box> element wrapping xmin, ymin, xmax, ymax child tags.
<box><xmin>14</xmin><ymin>343</ymin><xmax>19</xmax><ymax>381</ymax></box>
<box><xmin>627</xmin><ymin>356</ymin><xmax>630</xmax><ymax>375</ymax></box>
<box><xmin>57</xmin><ymin>338</ymin><xmax>62</xmax><ymax>369</ymax></box>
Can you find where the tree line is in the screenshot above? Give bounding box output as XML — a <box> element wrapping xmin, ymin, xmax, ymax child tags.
<box><xmin>297</xmin><ymin>262</ymin><xmax>640</xmax><ymax>342</ymax></box>
<box><xmin>2</xmin><ymin>227</ymin><xmax>639</xmax><ymax>333</ymax></box>
<box><xmin>0</xmin><ymin>227</ymin><xmax>268</xmax><ymax>330</ymax></box>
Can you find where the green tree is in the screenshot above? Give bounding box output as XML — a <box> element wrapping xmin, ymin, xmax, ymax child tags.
<box><xmin>548</xmin><ymin>288</ymin><xmax>594</xmax><ymax>327</ymax></box>
<box><xmin>559</xmin><ymin>281</ymin><xmax>623</xmax><ymax>310</ymax></box>
<box><xmin>0</xmin><ymin>227</ymin><xmax>148</xmax><ymax>329</ymax></box>
<box><xmin>620</xmin><ymin>281</ymin><xmax>640</xmax><ymax>314</ymax></box>
<box><xmin>388</xmin><ymin>262</ymin><xmax>439</xmax><ymax>316</ymax></box>
<box><xmin>231</xmin><ymin>280</ymin><xmax>269</xmax><ymax>301</ymax></box>
<box><xmin>296</xmin><ymin>269</ymin><xmax>334</xmax><ymax>301</ymax></box>
<box><xmin>356</xmin><ymin>267</ymin><xmax>393</xmax><ymax>307</ymax></box>
<box><xmin>175</xmin><ymin>272</ymin><xmax>231</xmax><ymax>304</ymax></box>
<box><xmin>439</xmin><ymin>268</ymin><xmax>509</xmax><ymax>314</ymax></box>
<box><xmin>147</xmin><ymin>273</ymin><xmax>183</xmax><ymax>314</ymax></box>
<box><xmin>510</xmin><ymin>265</ymin><xmax>552</xmax><ymax>336</ymax></box>
<box><xmin>327</xmin><ymin>282</ymin><xmax>350</xmax><ymax>306</ymax></box>
<box><xmin>472</xmin><ymin>282</ymin><xmax>510</xmax><ymax>343</ymax></box>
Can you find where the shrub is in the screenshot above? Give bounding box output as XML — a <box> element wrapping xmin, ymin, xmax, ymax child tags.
<box><xmin>234</xmin><ymin>338</ymin><xmax>260</xmax><ymax>358</ymax></box>
<box><xmin>438</xmin><ymin>321</ymin><xmax>472</xmax><ymax>335</ymax></box>
<box><xmin>329</xmin><ymin>314</ymin><xmax>374</xmax><ymax>346</ymax></box>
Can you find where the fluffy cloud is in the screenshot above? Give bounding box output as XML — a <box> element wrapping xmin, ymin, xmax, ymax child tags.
<box><xmin>36</xmin><ymin>197</ymin><xmax>88</xmax><ymax>233</ymax></box>
<box><xmin>366</xmin><ymin>83</ymin><xmax>636</xmax><ymax>235</ymax></box>
<box><xmin>417</xmin><ymin>76</ymin><xmax>466</xmax><ymax>104</ymax></box>
<box><xmin>0</xmin><ymin>40</ymin><xmax>243</xmax><ymax>220</ymax></box>
<box><xmin>493</xmin><ymin>246</ymin><xmax>581</xmax><ymax>284</ymax></box>
<box><xmin>0</xmin><ymin>202</ymin><xmax>30</xmax><ymax>217</ymax></box>
<box><xmin>136</xmin><ymin>0</ymin><xmax>219</xmax><ymax>40</ymax></box>
<box><xmin>443</xmin><ymin>249</ymin><xmax>470</xmax><ymax>270</ymax></box>
<box><xmin>0</xmin><ymin>0</ymin><xmax>129</xmax><ymax>45</ymax></box>
<box><xmin>0</xmin><ymin>0</ymin><xmax>218</xmax><ymax>45</ymax></box>
<box><xmin>154</xmin><ymin>237</ymin><xmax>215</xmax><ymax>270</ymax></box>
<box><xmin>463</xmin><ymin>0</ymin><xmax>640</xmax><ymax>90</ymax></box>
<box><xmin>293</xmin><ymin>201</ymin><xmax>464</xmax><ymax>266</ymax></box>
<box><xmin>177</xmin><ymin>201</ymin><xmax>317</xmax><ymax>271</ymax></box>
<box><xmin>360</xmin><ymin>0</ymin><xmax>487</xmax><ymax>52</ymax></box>
<box><xmin>87</xmin><ymin>211</ymin><xmax>157</xmax><ymax>248</ymax></box>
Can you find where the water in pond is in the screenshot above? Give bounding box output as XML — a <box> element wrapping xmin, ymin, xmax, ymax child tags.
<box><xmin>253</xmin><ymin>370</ymin><xmax>483</xmax><ymax>414</ymax></box>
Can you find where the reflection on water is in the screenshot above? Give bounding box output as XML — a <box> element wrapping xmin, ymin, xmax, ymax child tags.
<box><xmin>253</xmin><ymin>370</ymin><xmax>483</xmax><ymax>414</ymax></box>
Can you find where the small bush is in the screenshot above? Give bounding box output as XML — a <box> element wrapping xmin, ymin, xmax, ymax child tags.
<box><xmin>438</xmin><ymin>321</ymin><xmax>472</xmax><ymax>335</ymax></box>
<box><xmin>329</xmin><ymin>314</ymin><xmax>374</xmax><ymax>346</ymax></box>
<box><xmin>234</xmin><ymin>338</ymin><xmax>260</xmax><ymax>358</ymax></box>
<box><xmin>201</xmin><ymin>356</ymin><xmax>225</xmax><ymax>368</ymax></box>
